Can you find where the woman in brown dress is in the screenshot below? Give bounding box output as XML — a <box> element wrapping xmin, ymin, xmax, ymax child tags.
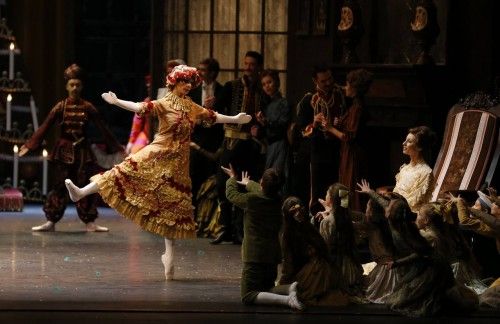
<box><xmin>322</xmin><ymin>69</ymin><xmax>373</xmax><ymax>211</ymax></box>
<box><xmin>64</xmin><ymin>65</ymin><xmax>251</xmax><ymax>280</ymax></box>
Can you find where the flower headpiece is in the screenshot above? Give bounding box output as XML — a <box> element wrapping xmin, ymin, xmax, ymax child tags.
<box><xmin>166</xmin><ymin>65</ymin><xmax>202</xmax><ymax>88</ymax></box>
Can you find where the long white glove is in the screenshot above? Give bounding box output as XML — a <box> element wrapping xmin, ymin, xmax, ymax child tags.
<box><xmin>215</xmin><ymin>112</ymin><xmax>252</xmax><ymax>124</ymax></box>
<box><xmin>101</xmin><ymin>91</ymin><xmax>142</xmax><ymax>113</ymax></box>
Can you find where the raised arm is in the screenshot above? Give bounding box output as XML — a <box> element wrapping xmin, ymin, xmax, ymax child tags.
<box><xmin>101</xmin><ymin>91</ymin><xmax>143</xmax><ymax>113</ymax></box>
<box><xmin>356</xmin><ymin>179</ymin><xmax>389</xmax><ymax>208</ymax></box>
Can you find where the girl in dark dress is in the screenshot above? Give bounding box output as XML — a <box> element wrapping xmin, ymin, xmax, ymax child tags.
<box><xmin>359</xmin><ymin>197</ymin><xmax>398</xmax><ymax>304</ymax></box>
<box><xmin>279</xmin><ymin>196</ymin><xmax>349</xmax><ymax>306</ymax></box>
<box><xmin>384</xmin><ymin>193</ymin><xmax>477</xmax><ymax>316</ymax></box>
<box><xmin>416</xmin><ymin>202</ymin><xmax>485</xmax><ymax>295</ymax></box>
<box><xmin>319</xmin><ymin>183</ymin><xmax>364</xmax><ymax>295</ymax></box>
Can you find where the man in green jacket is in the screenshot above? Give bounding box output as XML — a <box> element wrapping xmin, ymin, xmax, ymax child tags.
<box><xmin>222</xmin><ymin>165</ymin><xmax>304</xmax><ymax>310</ymax></box>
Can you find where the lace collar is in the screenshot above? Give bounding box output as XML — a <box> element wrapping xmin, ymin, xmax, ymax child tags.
<box><xmin>165</xmin><ymin>91</ymin><xmax>191</xmax><ymax>112</ymax></box>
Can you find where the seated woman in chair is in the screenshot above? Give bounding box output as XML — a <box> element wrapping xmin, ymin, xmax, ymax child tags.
<box><xmin>358</xmin><ymin>126</ymin><xmax>436</xmax><ymax>214</ymax></box>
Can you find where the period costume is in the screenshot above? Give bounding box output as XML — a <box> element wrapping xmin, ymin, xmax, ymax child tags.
<box><xmin>24</xmin><ymin>97</ymin><xmax>122</xmax><ymax>224</ymax></box>
<box><xmin>225</xmin><ymin>178</ymin><xmax>282</xmax><ymax>304</ymax></box>
<box><xmin>90</xmin><ymin>91</ymin><xmax>216</xmax><ymax>239</ymax></box>
<box><xmin>457</xmin><ymin>200</ymin><xmax>500</xmax><ymax>306</ymax></box>
<box><xmin>188</xmin><ymin>80</ymin><xmax>224</xmax><ymax>207</ymax></box>
<box><xmin>296</xmin><ymin>87</ymin><xmax>345</xmax><ymax>213</ymax></box>
<box><xmin>357</xmin><ymin>220</ymin><xmax>397</xmax><ymax>304</ymax></box>
<box><xmin>261</xmin><ymin>92</ymin><xmax>291</xmax><ymax>191</ymax></box>
<box><xmin>320</xmin><ymin>212</ymin><xmax>364</xmax><ymax>294</ymax></box>
<box><xmin>382</xmin><ymin>197</ymin><xmax>475</xmax><ymax>317</ymax></box>
<box><xmin>337</xmin><ymin>97</ymin><xmax>367</xmax><ymax>211</ymax></box>
<box><xmin>420</xmin><ymin>225</ymin><xmax>486</xmax><ymax>295</ymax></box>
<box><xmin>385</xmin><ymin>228</ymin><xmax>457</xmax><ymax>317</ymax></box>
<box><xmin>214</xmin><ymin>75</ymin><xmax>265</xmax><ymax>243</ymax></box>
<box><xmin>279</xmin><ymin>215</ymin><xmax>348</xmax><ymax>306</ymax></box>
<box><xmin>457</xmin><ymin>199</ymin><xmax>500</xmax><ymax>253</ymax></box>
<box><xmin>393</xmin><ymin>162</ymin><xmax>434</xmax><ymax>213</ymax></box>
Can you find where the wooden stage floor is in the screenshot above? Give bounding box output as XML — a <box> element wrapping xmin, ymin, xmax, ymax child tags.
<box><xmin>0</xmin><ymin>204</ymin><xmax>497</xmax><ymax>323</ymax></box>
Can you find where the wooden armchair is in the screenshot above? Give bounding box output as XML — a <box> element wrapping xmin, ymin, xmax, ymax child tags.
<box><xmin>431</xmin><ymin>94</ymin><xmax>500</xmax><ymax>201</ymax></box>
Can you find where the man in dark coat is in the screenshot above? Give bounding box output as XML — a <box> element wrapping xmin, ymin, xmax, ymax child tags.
<box><xmin>189</xmin><ymin>57</ymin><xmax>224</xmax><ymax>203</ymax></box>
<box><xmin>211</xmin><ymin>51</ymin><xmax>266</xmax><ymax>244</ymax></box>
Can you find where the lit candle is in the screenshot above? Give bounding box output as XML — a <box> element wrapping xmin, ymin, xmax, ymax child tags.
<box><xmin>9</xmin><ymin>43</ymin><xmax>14</xmax><ymax>80</ymax></box>
<box><xmin>13</xmin><ymin>145</ymin><xmax>18</xmax><ymax>188</ymax></box>
<box><xmin>30</xmin><ymin>95</ymin><xmax>39</xmax><ymax>130</ymax></box>
<box><xmin>42</xmin><ymin>149</ymin><xmax>48</xmax><ymax>195</ymax></box>
<box><xmin>6</xmin><ymin>93</ymin><xmax>12</xmax><ymax>131</ymax></box>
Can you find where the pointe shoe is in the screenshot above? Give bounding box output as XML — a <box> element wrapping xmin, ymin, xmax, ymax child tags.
<box><xmin>65</xmin><ymin>179</ymin><xmax>80</xmax><ymax>202</ymax></box>
<box><xmin>86</xmin><ymin>222</ymin><xmax>109</xmax><ymax>232</ymax></box>
<box><xmin>161</xmin><ymin>253</ymin><xmax>174</xmax><ymax>280</ymax></box>
<box><xmin>32</xmin><ymin>221</ymin><xmax>55</xmax><ymax>232</ymax></box>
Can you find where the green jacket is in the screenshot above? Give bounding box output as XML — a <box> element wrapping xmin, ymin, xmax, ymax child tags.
<box><xmin>225</xmin><ymin>178</ymin><xmax>282</xmax><ymax>264</ymax></box>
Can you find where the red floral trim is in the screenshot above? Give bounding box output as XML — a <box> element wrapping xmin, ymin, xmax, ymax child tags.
<box><xmin>127</xmin><ymin>158</ymin><xmax>139</xmax><ymax>171</ymax></box>
<box><xmin>176</xmin><ymin>215</ymin><xmax>196</xmax><ymax>225</ymax></box>
<box><xmin>161</xmin><ymin>174</ymin><xmax>191</xmax><ymax>195</ymax></box>
<box><xmin>166</xmin><ymin>65</ymin><xmax>201</xmax><ymax>88</ymax></box>
<box><xmin>146</xmin><ymin>209</ymin><xmax>160</xmax><ymax>219</ymax></box>
<box><xmin>139</xmin><ymin>101</ymin><xmax>154</xmax><ymax>116</ymax></box>
<box><xmin>113</xmin><ymin>166</ymin><xmax>127</xmax><ymax>200</ymax></box>
<box><xmin>206</xmin><ymin>109</ymin><xmax>216</xmax><ymax>123</ymax></box>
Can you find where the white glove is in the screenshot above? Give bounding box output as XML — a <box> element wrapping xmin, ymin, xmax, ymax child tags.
<box><xmin>101</xmin><ymin>91</ymin><xmax>142</xmax><ymax>113</ymax></box>
<box><xmin>101</xmin><ymin>91</ymin><xmax>118</xmax><ymax>105</ymax></box>
<box><xmin>215</xmin><ymin>112</ymin><xmax>252</xmax><ymax>124</ymax></box>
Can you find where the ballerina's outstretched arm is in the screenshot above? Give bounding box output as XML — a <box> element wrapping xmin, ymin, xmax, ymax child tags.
<box><xmin>215</xmin><ymin>112</ymin><xmax>252</xmax><ymax>124</ymax></box>
<box><xmin>101</xmin><ymin>91</ymin><xmax>143</xmax><ymax>113</ymax></box>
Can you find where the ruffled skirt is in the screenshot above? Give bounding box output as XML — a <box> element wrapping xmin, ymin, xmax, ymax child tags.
<box><xmin>91</xmin><ymin>143</ymin><xmax>196</xmax><ymax>239</ymax></box>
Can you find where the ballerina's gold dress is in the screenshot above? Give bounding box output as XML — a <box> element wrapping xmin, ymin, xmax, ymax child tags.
<box><xmin>90</xmin><ymin>91</ymin><xmax>215</xmax><ymax>239</ymax></box>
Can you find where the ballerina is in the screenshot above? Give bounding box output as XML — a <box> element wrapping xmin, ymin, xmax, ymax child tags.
<box><xmin>65</xmin><ymin>65</ymin><xmax>251</xmax><ymax>280</ymax></box>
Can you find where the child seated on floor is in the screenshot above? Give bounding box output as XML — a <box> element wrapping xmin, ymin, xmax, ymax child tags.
<box><xmin>316</xmin><ymin>183</ymin><xmax>364</xmax><ymax>297</ymax></box>
<box><xmin>277</xmin><ymin>196</ymin><xmax>350</xmax><ymax>307</ymax></box>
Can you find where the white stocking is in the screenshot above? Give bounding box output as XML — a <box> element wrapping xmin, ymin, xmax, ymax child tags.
<box><xmin>65</xmin><ymin>179</ymin><xmax>98</xmax><ymax>202</ymax></box>
<box><xmin>255</xmin><ymin>282</ymin><xmax>305</xmax><ymax>310</ymax></box>
<box><xmin>162</xmin><ymin>238</ymin><xmax>175</xmax><ymax>280</ymax></box>
<box><xmin>255</xmin><ymin>292</ymin><xmax>290</xmax><ymax>306</ymax></box>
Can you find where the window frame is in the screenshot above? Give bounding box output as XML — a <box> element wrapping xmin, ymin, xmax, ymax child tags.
<box><xmin>163</xmin><ymin>0</ymin><xmax>288</xmax><ymax>84</ymax></box>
